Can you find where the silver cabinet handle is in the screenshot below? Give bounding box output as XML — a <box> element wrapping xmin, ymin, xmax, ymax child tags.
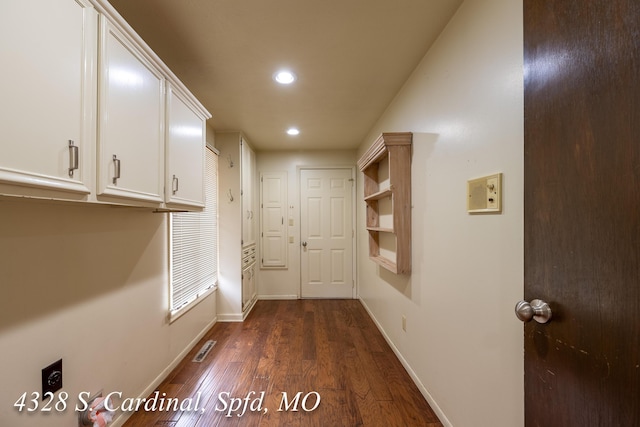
<box><xmin>515</xmin><ymin>299</ymin><xmax>552</xmax><ymax>324</ymax></box>
<box><xmin>112</xmin><ymin>155</ymin><xmax>121</xmax><ymax>184</ymax></box>
<box><xmin>172</xmin><ymin>175</ymin><xmax>179</xmax><ymax>195</ymax></box>
<box><xmin>68</xmin><ymin>140</ymin><xmax>78</xmax><ymax>177</ymax></box>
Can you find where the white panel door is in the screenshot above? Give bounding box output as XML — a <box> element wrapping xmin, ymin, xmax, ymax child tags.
<box><xmin>300</xmin><ymin>168</ymin><xmax>354</xmax><ymax>298</ymax></box>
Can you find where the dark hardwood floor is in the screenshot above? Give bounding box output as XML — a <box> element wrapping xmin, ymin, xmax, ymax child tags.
<box><xmin>123</xmin><ymin>299</ymin><xmax>443</xmax><ymax>426</ymax></box>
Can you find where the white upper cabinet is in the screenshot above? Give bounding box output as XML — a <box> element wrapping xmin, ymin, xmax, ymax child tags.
<box><xmin>0</xmin><ymin>0</ymin><xmax>97</xmax><ymax>199</ymax></box>
<box><xmin>0</xmin><ymin>0</ymin><xmax>209</xmax><ymax>209</ymax></box>
<box><xmin>165</xmin><ymin>84</ymin><xmax>207</xmax><ymax>209</ymax></box>
<box><xmin>96</xmin><ymin>15</ymin><xmax>165</xmax><ymax>205</ymax></box>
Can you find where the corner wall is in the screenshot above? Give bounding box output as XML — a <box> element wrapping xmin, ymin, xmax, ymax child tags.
<box><xmin>356</xmin><ymin>1</ymin><xmax>524</xmax><ymax>426</ymax></box>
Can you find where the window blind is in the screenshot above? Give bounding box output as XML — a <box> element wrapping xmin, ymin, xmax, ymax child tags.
<box><xmin>170</xmin><ymin>147</ymin><xmax>218</xmax><ymax>320</ymax></box>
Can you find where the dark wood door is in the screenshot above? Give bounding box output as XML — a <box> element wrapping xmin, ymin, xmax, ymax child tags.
<box><xmin>524</xmin><ymin>1</ymin><xmax>640</xmax><ymax>426</ymax></box>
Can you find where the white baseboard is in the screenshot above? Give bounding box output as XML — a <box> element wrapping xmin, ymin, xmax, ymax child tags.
<box><xmin>216</xmin><ymin>296</ymin><xmax>296</xmax><ymax>322</ymax></box>
<box><xmin>217</xmin><ymin>297</ymin><xmax>261</xmax><ymax>322</ymax></box>
<box><xmin>358</xmin><ymin>298</ymin><xmax>453</xmax><ymax>427</ymax></box>
<box><xmin>109</xmin><ymin>316</ymin><xmax>218</xmax><ymax>427</ymax></box>
<box><xmin>216</xmin><ymin>313</ymin><xmax>244</xmax><ymax>322</ymax></box>
<box><xmin>257</xmin><ymin>294</ymin><xmax>298</xmax><ymax>300</ymax></box>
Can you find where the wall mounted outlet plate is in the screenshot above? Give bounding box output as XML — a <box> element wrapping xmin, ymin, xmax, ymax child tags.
<box><xmin>467</xmin><ymin>173</ymin><xmax>502</xmax><ymax>213</ymax></box>
<box><xmin>42</xmin><ymin>359</ymin><xmax>63</xmax><ymax>397</ymax></box>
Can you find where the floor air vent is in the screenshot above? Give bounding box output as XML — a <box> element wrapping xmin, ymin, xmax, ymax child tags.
<box><xmin>192</xmin><ymin>340</ymin><xmax>216</xmax><ymax>362</ymax></box>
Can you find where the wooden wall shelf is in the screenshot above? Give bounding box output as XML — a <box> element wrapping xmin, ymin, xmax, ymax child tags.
<box><xmin>366</xmin><ymin>226</ymin><xmax>394</xmax><ymax>233</ymax></box>
<box><xmin>364</xmin><ymin>188</ymin><xmax>393</xmax><ymax>202</ymax></box>
<box><xmin>358</xmin><ymin>132</ymin><xmax>412</xmax><ymax>275</ymax></box>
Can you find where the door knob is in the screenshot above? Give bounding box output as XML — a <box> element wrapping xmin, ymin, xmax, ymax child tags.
<box><xmin>515</xmin><ymin>299</ymin><xmax>552</xmax><ymax>324</ymax></box>
<box><xmin>301</xmin><ymin>241</ymin><xmax>307</xmax><ymax>247</ymax></box>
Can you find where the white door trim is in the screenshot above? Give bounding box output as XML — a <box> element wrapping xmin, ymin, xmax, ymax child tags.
<box><xmin>297</xmin><ymin>165</ymin><xmax>357</xmax><ymax>299</ymax></box>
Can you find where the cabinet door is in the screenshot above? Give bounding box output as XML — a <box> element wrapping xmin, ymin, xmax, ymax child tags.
<box><xmin>261</xmin><ymin>172</ymin><xmax>288</xmax><ymax>268</ymax></box>
<box><xmin>241</xmin><ymin>139</ymin><xmax>255</xmax><ymax>246</ymax></box>
<box><xmin>97</xmin><ymin>16</ymin><xmax>164</xmax><ymax>204</ymax></box>
<box><xmin>242</xmin><ymin>263</ymin><xmax>256</xmax><ymax>311</ymax></box>
<box><xmin>0</xmin><ymin>0</ymin><xmax>96</xmax><ymax>198</ymax></box>
<box><xmin>249</xmin><ymin>263</ymin><xmax>257</xmax><ymax>302</ymax></box>
<box><xmin>165</xmin><ymin>84</ymin><xmax>206</xmax><ymax>208</ymax></box>
<box><xmin>242</xmin><ymin>266</ymin><xmax>251</xmax><ymax>310</ymax></box>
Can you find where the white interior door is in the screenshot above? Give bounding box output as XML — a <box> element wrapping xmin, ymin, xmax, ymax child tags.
<box><xmin>300</xmin><ymin>168</ymin><xmax>354</xmax><ymax>298</ymax></box>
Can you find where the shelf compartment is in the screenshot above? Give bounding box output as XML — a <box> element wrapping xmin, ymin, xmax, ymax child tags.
<box><xmin>364</xmin><ymin>188</ymin><xmax>393</xmax><ymax>202</ymax></box>
<box><xmin>369</xmin><ymin>255</ymin><xmax>399</xmax><ymax>274</ymax></box>
<box><xmin>366</xmin><ymin>226</ymin><xmax>394</xmax><ymax>233</ymax></box>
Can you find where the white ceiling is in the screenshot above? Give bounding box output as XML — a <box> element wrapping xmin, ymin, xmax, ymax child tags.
<box><xmin>109</xmin><ymin>0</ymin><xmax>463</xmax><ymax>151</ymax></box>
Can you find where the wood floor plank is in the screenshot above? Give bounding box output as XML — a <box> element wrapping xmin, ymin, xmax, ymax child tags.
<box><xmin>342</xmin><ymin>347</ymin><xmax>371</xmax><ymax>400</ymax></box>
<box><xmin>352</xmin><ymin>390</ymin><xmax>397</xmax><ymax>427</ymax></box>
<box><xmin>313</xmin><ymin>302</ymin><xmax>341</xmax><ymax>390</ymax></box>
<box><xmin>302</xmin><ymin>310</ymin><xmax>317</xmax><ymax>361</ymax></box>
<box><xmin>296</xmin><ymin>387</ymin><xmax>360</xmax><ymax>427</ymax></box>
<box><xmin>348</xmin><ymin>325</ymin><xmax>393</xmax><ymax>401</ymax></box>
<box><xmin>123</xmin><ymin>300</ymin><xmax>442</xmax><ymax>427</ymax></box>
<box><xmin>372</xmin><ymin>351</ymin><xmax>442</xmax><ymax>425</ymax></box>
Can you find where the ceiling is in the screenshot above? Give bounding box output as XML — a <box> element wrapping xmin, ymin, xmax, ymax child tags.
<box><xmin>108</xmin><ymin>0</ymin><xmax>463</xmax><ymax>151</ymax></box>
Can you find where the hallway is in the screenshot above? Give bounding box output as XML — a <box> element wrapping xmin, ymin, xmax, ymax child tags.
<box><xmin>123</xmin><ymin>300</ymin><xmax>442</xmax><ymax>426</ymax></box>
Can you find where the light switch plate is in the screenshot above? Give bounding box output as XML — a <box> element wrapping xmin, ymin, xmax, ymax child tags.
<box><xmin>467</xmin><ymin>173</ymin><xmax>502</xmax><ymax>213</ymax></box>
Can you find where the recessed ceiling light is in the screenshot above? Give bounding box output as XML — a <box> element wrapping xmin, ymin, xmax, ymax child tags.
<box><xmin>286</xmin><ymin>128</ymin><xmax>300</xmax><ymax>136</ymax></box>
<box><xmin>274</xmin><ymin>70</ymin><xmax>296</xmax><ymax>84</ymax></box>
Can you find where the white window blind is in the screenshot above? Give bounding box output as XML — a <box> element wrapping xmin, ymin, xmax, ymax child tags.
<box><xmin>170</xmin><ymin>147</ymin><xmax>218</xmax><ymax>321</ymax></box>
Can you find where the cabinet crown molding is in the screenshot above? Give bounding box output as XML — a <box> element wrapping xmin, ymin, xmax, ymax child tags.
<box><xmin>357</xmin><ymin>132</ymin><xmax>413</xmax><ymax>171</ymax></box>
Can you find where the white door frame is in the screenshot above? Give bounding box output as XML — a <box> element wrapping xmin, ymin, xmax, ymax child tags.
<box><xmin>297</xmin><ymin>165</ymin><xmax>357</xmax><ymax>299</ymax></box>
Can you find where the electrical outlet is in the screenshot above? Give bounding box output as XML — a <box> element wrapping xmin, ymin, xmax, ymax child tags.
<box><xmin>42</xmin><ymin>359</ymin><xmax>63</xmax><ymax>397</ymax></box>
<box><xmin>402</xmin><ymin>315</ymin><xmax>407</xmax><ymax>332</ymax></box>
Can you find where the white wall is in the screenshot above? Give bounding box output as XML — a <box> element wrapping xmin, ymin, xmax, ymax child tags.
<box><xmin>356</xmin><ymin>1</ymin><xmax>524</xmax><ymax>426</ymax></box>
<box><xmin>256</xmin><ymin>150</ymin><xmax>356</xmax><ymax>298</ymax></box>
<box><xmin>0</xmin><ymin>128</ymin><xmax>219</xmax><ymax>427</ymax></box>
